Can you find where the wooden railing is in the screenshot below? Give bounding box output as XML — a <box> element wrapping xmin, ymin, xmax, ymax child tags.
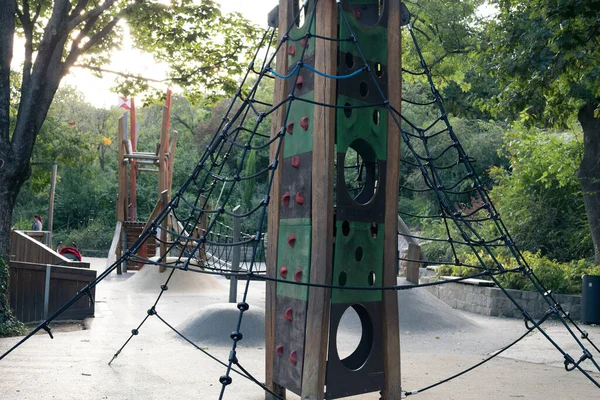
<box><xmin>9</xmin><ymin>261</ymin><xmax>96</xmax><ymax>323</ymax></box>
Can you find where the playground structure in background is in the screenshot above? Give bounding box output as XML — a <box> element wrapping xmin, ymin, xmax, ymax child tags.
<box><xmin>108</xmin><ymin>90</ymin><xmax>182</xmax><ymax>273</ymax></box>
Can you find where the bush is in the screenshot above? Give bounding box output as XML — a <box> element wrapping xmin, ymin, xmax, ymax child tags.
<box><xmin>436</xmin><ymin>250</ymin><xmax>597</xmax><ymax>295</ymax></box>
<box><xmin>53</xmin><ymin>219</ymin><xmax>113</xmax><ymax>257</ymax></box>
<box><xmin>0</xmin><ymin>257</ymin><xmax>26</xmax><ymax>337</ymax></box>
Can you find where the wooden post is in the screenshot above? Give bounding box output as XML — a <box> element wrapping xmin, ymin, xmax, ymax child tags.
<box><xmin>381</xmin><ymin>1</ymin><xmax>403</xmax><ymax>398</ymax></box>
<box><xmin>265</xmin><ymin>2</ymin><xmax>290</xmax><ymax>398</ymax></box>
<box><xmin>130</xmin><ymin>98</ymin><xmax>137</xmax><ymax>221</ymax></box>
<box><xmin>117</xmin><ymin>116</ymin><xmax>127</xmax><ymax>223</ymax></box>
<box><xmin>47</xmin><ymin>163</ymin><xmax>57</xmax><ymax>247</ymax></box>
<box><xmin>158</xmin><ymin>94</ymin><xmax>171</xmax><ymax>261</ymax></box>
<box><xmin>301</xmin><ymin>1</ymin><xmax>338</xmax><ymax>398</ymax></box>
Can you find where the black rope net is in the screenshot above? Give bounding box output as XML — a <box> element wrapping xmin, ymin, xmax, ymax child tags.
<box><xmin>2</xmin><ymin>1</ymin><xmax>599</xmax><ymax>398</ymax></box>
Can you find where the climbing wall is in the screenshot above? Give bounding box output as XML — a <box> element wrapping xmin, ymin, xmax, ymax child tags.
<box><xmin>326</xmin><ymin>1</ymin><xmax>389</xmax><ymax>398</ymax></box>
<box><xmin>272</xmin><ymin>2</ymin><xmax>316</xmax><ymax>394</ymax></box>
<box><xmin>270</xmin><ymin>1</ymin><xmax>401</xmax><ymax>398</ymax></box>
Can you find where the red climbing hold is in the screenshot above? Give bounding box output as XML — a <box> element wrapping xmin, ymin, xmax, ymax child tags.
<box><xmin>284</xmin><ymin>307</ymin><xmax>293</xmax><ymax>322</ymax></box>
<box><xmin>291</xmin><ymin>156</ymin><xmax>300</xmax><ymax>168</ymax></box>
<box><xmin>290</xmin><ymin>351</ymin><xmax>297</xmax><ymax>365</ymax></box>
<box><xmin>295</xmin><ymin>192</ymin><xmax>304</xmax><ymax>205</ymax></box>
<box><xmin>300</xmin><ymin>116</ymin><xmax>309</xmax><ymax>131</ymax></box>
<box><xmin>282</xmin><ymin>191</ymin><xmax>290</xmax><ymax>206</ymax></box>
<box><xmin>296</xmin><ymin>76</ymin><xmax>304</xmax><ymax>90</ymax></box>
<box><xmin>286</xmin><ymin>122</ymin><xmax>294</xmax><ymax>134</ymax></box>
<box><xmin>288</xmin><ymin>44</ymin><xmax>296</xmax><ymax>56</ymax></box>
<box><xmin>352</xmin><ymin>8</ymin><xmax>361</xmax><ymax>19</ymax></box>
<box><xmin>301</xmin><ymin>38</ymin><xmax>309</xmax><ymax>48</ymax></box>
<box><xmin>287</xmin><ymin>233</ymin><xmax>296</xmax><ymax>247</ymax></box>
<box><xmin>294</xmin><ymin>269</ymin><xmax>302</xmax><ymax>282</ymax></box>
<box><xmin>279</xmin><ymin>266</ymin><xmax>288</xmax><ymax>279</ymax></box>
<box><xmin>276</xmin><ymin>344</ymin><xmax>284</xmax><ymax>356</ymax></box>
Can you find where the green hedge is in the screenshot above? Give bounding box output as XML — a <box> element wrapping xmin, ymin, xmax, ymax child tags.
<box><xmin>436</xmin><ymin>251</ymin><xmax>599</xmax><ymax>295</ymax></box>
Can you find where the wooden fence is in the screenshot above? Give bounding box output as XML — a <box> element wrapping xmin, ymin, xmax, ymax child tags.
<box><xmin>9</xmin><ymin>261</ymin><xmax>96</xmax><ymax>323</ymax></box>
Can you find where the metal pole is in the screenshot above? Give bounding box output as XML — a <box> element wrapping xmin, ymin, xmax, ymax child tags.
<box><xmin>47</xmin><ymin>164</ymin><xmax>57</xmax><ymax>247</ymax></box>
<box><xmin>229</xmin><ymin>206</ymin><xmax>241</xmax><ymax>303</ymax></box>
<box><xmin>43</xmin><ymin>265</ymin><xmax>51</xmax><ymax>320</ymax></box>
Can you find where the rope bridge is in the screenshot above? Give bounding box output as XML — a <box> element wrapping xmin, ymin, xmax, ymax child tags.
<box><xmin>2</xmin><ymin>1</ymin><xmax>599</xmax><ymax>398</ymax></box>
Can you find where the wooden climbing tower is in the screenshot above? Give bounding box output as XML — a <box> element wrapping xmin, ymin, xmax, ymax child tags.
<box><xmin>112</xmin><ymin>90</ymin><xmax>179</xmax><ymax>272</ymax></box>
<box><xmin>266</xmin><ymin>1</ymin><xmax>402</xmax><ymax>399</ymax></box>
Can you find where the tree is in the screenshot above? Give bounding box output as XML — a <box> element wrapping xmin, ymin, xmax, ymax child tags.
<box><xmin>480</xmin><ymin>0</ymin><xmax>600</xmax><ymax>263</ymax></box>
<box><xmin>0</xmin><ymin>0</ymin><xmax>259</xmax><ymax>333</ymax></box>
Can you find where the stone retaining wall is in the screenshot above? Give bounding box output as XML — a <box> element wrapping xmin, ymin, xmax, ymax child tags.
<box><xmin>420</xmin><ymin>276</ymin><xmax>581</xmax><ymax>320</ymax></box>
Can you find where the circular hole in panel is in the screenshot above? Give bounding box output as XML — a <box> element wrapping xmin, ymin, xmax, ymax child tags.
<box><xmin>338</xmin><ymin>271</ymin><xmax>347</xmax><ymax>287</ymax></box>
<box><xmin>344</xmin><ymin>102</ymin><xmax>352</xmax><ymax>118</ymax></box>
<box><xmin>368</xmin><ymin>271</ymin><xmax>376</xmax><ymax>286</ymax></box>
<box><xmin>343</xmin><ymin>139</ymin><xmax>379</xmax><ymax>205</ymax></box>
<box><xmin>355</xmin><ymin>246</ymin><xmax>364</xmax><ymax>262</ymax></box>
<box><xmin>354</xmin><ymin>1</ymin><xmax>385</xmax><ymax>27</ymax></box>
<box><xmin>359</xmin><ymin>81</ymin><xmax>369</xmax><ymax>97</ymax></box>
<box><xmin>375</xmin><ymin>62</ymin><xmax>384</xmax><ymax>78</ymax></box>
<box><xmin>371</xmin><ymin>222</ymin><xmax>378</xmax><ymax>238</ymax></box>
<box><xmin>342</xmin><ymin>220</ymin><xmax>350</xmax><ymax>236</ymax></box>
<box><xmin>345</xmin><ymin>52</ymin><xmax>355</xmax><ymax>69</ymax></box>
<box><xmin>372</xmin><ymin>109</ymin><xmax>380</xmax><ymax>126</ymax></box>
<box><xmin>336</xmin><ymin>304</ymin><xmax>374</xmax><ymax>370</ymax></box>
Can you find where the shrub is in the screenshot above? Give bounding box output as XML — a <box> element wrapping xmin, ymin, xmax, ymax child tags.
<box><xmin>0</xmin><ymin>257</ymin><xmax>26</xmax><ymax>337</ymax></box>
<box><xmin>436</xmin><ymin>250</ymin><xmax>597</xmax><ymax>295</ymax></box>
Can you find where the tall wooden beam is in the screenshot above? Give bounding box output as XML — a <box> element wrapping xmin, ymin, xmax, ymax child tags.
<box><xmin>301</xmin><ymin>1</ymin><xmax>338</xmax><ymax>398</ymax></box>
<box><xmin>265</xmin><ymin>2</ymin><xmax>290</xmax><ymax>398</ymax></box>
<box><xmin>382</xmin><ymin>0</ymin><xmax>403</xmax><ymax>398</ymax></box>
<box><xmin>129</xmin><ymin>98</ymin><xmax>137</xmax><ymax>221</ymax></box>
<box><xmin>117</xmin><ymin>116</ymin><xmax>127</xmax><ymax>223</ymax></box>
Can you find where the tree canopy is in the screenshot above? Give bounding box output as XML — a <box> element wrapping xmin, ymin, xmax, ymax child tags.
<box><xmin>479</xmin><ymin>0</ymin><xmax>600</xmax><ymax>263</ymax></box>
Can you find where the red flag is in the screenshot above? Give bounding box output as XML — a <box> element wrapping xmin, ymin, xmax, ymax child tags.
<box><xmin>118</xmin><ymin>96</ymin><xmax>131</xmax><ymax>110</ymax></box>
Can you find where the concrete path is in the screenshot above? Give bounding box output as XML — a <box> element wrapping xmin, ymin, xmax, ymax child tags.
<box><xmin>1</xmin><ymin>258</ymin><xmax>599</xmax><ymax>399</ymax></box>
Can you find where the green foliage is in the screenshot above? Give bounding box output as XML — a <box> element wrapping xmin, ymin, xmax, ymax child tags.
<box><xmin>480</xmin><ymin>0</ymin><xmax>600</xmax><ymax>126</ymax></box>
<box><xmin>437</xmin><ymin>250</ymin><xmax>598</xmax><ymax>295</ymax></box>
<box><xmin>0</xmin><ymin>257</ymin><xmax>26</xmax><ymax>337</ymax></box>
<box><xmin>123</xmin><ymin>0</ymin><xmax>262</xmax><ymax>103</ymax></box>
<box><xmin>403</xmin><ymin>0</ymin><xmax>485</xmax><ymax>89</ymax></box>
<box><xmin>488</xmin><ymin>124</ymin><xmax>592</xmax><ymax>260</ymax></box>
<box><xmin>53</xmin><ymin>220</ymin><xmax>113</xmax><ymax>256</ymax></box>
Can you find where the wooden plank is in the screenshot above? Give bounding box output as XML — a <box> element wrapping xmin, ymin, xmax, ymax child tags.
<box><xmin>301</xmin><ymin>1</ymin><xmax>338</xmax><ymax>398</ymax></box>
<box><xmin>117</xmin><ymin>116</ymin><xmax>127</xmax><ymax>222</ymax></box>
<box><xmin>381</xmin><ymin>1</ymin><xmax>403</xmax><ymax>398</ymax></box>
<box><xmin>265</xmin><ymin>2</ymin><xmax>290</xmax><ymax>398</ymax></box>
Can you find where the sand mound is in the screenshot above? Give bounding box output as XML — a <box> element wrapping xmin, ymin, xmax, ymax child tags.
<box><xmin>397</xmin><ymin>278</ymin><xmax>477</xmax><ymax>333</ymax></box>
<box><xmin>123</xmin><ymin>257</ymin><xmax>224</xmax><ymax>294</ymax></box>
<box><xmin>174</xmin><ymin>303</ymin><xmax>265</xmax><ymax>346</ymax></box>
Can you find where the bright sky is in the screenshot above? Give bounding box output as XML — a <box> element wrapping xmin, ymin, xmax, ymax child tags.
<box><xmin>60</xmin><ymin>0</ymin><xmax>279</xmax><ymax>108</ymax></box>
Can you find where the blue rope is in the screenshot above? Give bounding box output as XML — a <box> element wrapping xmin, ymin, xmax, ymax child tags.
<box><xmin>268</xmin><ymin>64</ymin><xmax>300</xmax><ymax>79</ymax></box>
<box><xmin>304</xmin><ymin>63</ymin><xmax>366</xmax><ymax>79</ymax></box>
<box><xmin>268</xmin><ymin>64</ymin><xmax>366</xmax><ymax>80</ymax></box>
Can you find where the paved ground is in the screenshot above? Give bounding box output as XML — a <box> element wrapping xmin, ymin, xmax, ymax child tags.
<box><xmin>1</xmin><ymin>257</ymin><xmax>600</xmax><ymax>399</ymax></box>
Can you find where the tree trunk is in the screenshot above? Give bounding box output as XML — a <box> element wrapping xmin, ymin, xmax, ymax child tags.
<box><xmin>0</xmin><ymin>167</ymin><xmax>27</xmax><ymax>336</ymax></box>
<box><xmin>577</xmin><ymin>102</ymin><xmax>600</xmax><ymax>264</ymax></box>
